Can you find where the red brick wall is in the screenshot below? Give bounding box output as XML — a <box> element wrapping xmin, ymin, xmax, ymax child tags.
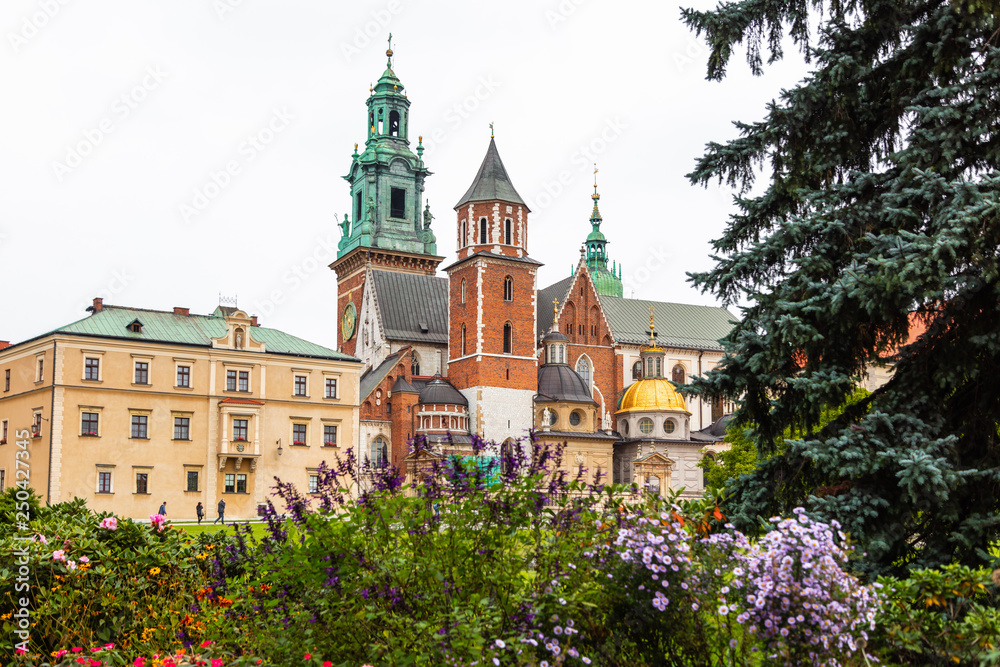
<box><xmin>455</xmin><ymin>201</ymin><xmax>530</xmax><ymax>258</ymax></box>
<box><xmin>559</xmin><ymin>267</ymin><xmax>619</xmax><ymax>413</ymax></box>
<box><xmin>335</xmin><ymin>269</ymin><xmax>366</xmax><ymax>356</ymax></box>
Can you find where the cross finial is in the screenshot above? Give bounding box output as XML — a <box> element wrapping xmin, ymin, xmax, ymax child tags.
<box><xmin>553</xmin><ymin>297</ymin><xmax>559</xmax><ymax>318</ymax></box>
<box><xmin>490</xmin><ymin>122</ymin><xmax>494</xmax><ymax>139</ymax></box>
<box><xmin>594</xmin><ymin>163</ymin><xmax>598</xmax><ymax>187</ymax></box>
<box><xmin>369</xmin><ymin>82</ymin><xmax>373</xmax><ymax>94</ymax></box>
<box><xmin>386</xmin><ymin>33</ymin><xmax>393</xmax><ymax>67</ymax></box>
<box><xmin>649</xmin><ymin>306</ymin><xmax>655</xmax><ymax>331</ymax></box>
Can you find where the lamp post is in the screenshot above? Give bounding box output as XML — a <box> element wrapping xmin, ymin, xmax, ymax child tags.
<box><xmin>276</xmin><ymin>438</ymin><xmax>283</xmax><ymax>456</ymax></box>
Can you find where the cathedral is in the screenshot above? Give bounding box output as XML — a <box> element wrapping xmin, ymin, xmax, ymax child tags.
<box><xmin>330</xmin><ymin>46</ymin><xmax>735</xmax><ymax>497</ymax></box>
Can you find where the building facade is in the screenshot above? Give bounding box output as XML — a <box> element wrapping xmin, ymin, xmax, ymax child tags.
<box><xmin>0</xmin><ymin>300</ymin><xmax>360</xmax><ymax>520</ymax></box>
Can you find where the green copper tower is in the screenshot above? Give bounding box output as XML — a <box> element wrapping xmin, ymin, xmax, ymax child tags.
<box><xmin>583</xmin><ymin>166</ymin><xmax>623</xmax><ymax>297</ymax></box>
<box><xmin>337</xmin><ymin>38</ymin><xmax>437</xmax><ymax>258</ymax></box>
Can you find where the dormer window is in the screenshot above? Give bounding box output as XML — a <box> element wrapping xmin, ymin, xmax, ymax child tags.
<box><xmin>128</xmin><ymin>319</ymin><xmax>143</xmax><ymax>334</ymax></box>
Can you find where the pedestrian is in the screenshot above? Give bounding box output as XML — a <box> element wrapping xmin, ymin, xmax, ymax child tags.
<box><xmin>196</xmin><ymin>502</ymin><xmax>204</xmax><ymax>525</ymax></box>
<box><xmin>158</xmin><ymin>501</ymin><xmax>167</xmax><ymax>516</ymax></box>
<box><xmin>214</xmin><ymin>498</ymin><xmax>226</xmax><ymax>524</ymax></box>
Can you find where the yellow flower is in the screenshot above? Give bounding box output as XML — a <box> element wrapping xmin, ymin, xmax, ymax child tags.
<box><xmin>149</xmin><ymin>567</ymin><xmax>161</xmax><ymax>576</ymax></box>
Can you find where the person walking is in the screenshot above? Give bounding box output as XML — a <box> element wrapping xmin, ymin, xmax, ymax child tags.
<box><xmin>196</xmin><ymin>502</ymin><xmax>204</xmax><ymax>525</ymax></box>
<box><xmin>157</xmin><ymin>501</ymin><xmax>167</xmax><ymax>517</ymax></box>
<box><xmin>214</xmin><ymin>498</ymin><xmax>226</xmax><ymax>524</ymax></box>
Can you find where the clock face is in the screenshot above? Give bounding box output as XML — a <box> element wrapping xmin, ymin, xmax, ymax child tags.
<box><xmin>341</xmin><ymin>301</ymin><xmax>357</xmax><ymax>341</ymax></box>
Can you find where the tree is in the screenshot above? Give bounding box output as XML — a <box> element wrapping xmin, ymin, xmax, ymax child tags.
<box><xmin>681</xmin><ymin>0</ymin><xmax>1000</xmax><ymax>576</ymax></box>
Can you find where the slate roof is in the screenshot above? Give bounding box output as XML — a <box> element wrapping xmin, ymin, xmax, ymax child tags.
<box><xmin>455</xmin><ymin>138</ymin><xmax>528</xmax><ymax>209</ymax></box>
<box><xmin>32</xmin><ymin>305</ymin><xmax>355</xmax><ymax>361</ymax></box>
<box><xmin>537</xmin><ymin>276</ymin><xmax>574</xmax><ymax>335</ymax></box>
<box><xmin>538</xmin><ymin>429</ymin><xmax>619</xmax><ymax>442</ymax></box>
<box><xmin>360</xmin><ymin>350</ymin><xmax>406</xmax><ymax>400</ymax></box>
<box><xmin>599</xmin><ymin>296</ymin><xmax>736</xmax><ymax>351</ymax></box>
<box><xmin>371</xmin><ymin>270</ymin><xmax>449</xmax><ymax>344</ymax></box>
<box><xmin>536</xmin><ymin>365</ymin><xmax>596</xmax><ymax>404</ymax></box>
<box><xmin>419</xmin><ymin>377</ymin><xmax>469</xmax><ymax>406</ymax></box>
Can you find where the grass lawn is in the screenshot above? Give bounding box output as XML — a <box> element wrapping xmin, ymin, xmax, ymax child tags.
<box><xmin>178</xmin><ymin>521</ymin><xmax>270</xmax><ymax>539</ymax></box>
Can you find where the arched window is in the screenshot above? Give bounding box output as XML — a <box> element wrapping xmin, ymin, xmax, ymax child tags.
<box><xmin>576</xmin><ymin>356</ymin><xmax>591</xmax><ymax>388</ymax></box>
<box><xmin>632</xmin><ymin>361</ymin><xmax>642</xmax><ymax>380</ymax></box>
<box><xmin>460</xmin><ymin>221</ymin><xmax>467</xmax><ymax>248</ymax></box>
<box><xmin>377</xmin><ymin>109</ymin><xmax>384</xmax><ymax>135</ymax></box>
<box><xmin>369</xmin><ymin>112</ymin><xmax>374</xmax><ymax>134</ymax></box>
<box><xmin>461</xmin><ymin>279</ymin><xmax>466</xmax><ymax>304</ymax></box>
<box><xmin>672</xmin><ymin>364</ymin><xmax>686</xmax><ymax>384</ymax></box>
<box><xmin>389</xmin><ymin>110</ymin><xmax>400</xmax><ymax>136</ymax></box>
<box><xmin>503</xmin><ymin>322</ymin><xmax>512</xmax><ymax>354</ymax></box>
<box><xmin>411</xmin><ymin>352</ymin><xmax>420</xmax><ymax>377</ymax></box>
<box><xmin>371</xmin><ymin>436</ymin><xmax>388</xmax><ymax>468</ymax></box>
<box><xmin>504</xmin><ymin>218</ymin><xmax>512</xmax><ymax>245</ymax></box>
<box><xmin>503</xmin><ymin>276</ymin><xmax>513</xmax><ymax>301</ymax></box>
<box><xmin>479</xmin><ymin>218</ymin><xmax>488</xmax><ymax>244</ymax></box>
<box><xmin>461</xmin><ymin>324</ymin><xmax>467</xmax><ymax>355</ymax></box>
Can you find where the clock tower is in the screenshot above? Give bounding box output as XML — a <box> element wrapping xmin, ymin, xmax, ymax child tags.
<box><xmin>330</xmin><ymin>40</ymin><xmax>443</xmax><ymax>355</ymax></box>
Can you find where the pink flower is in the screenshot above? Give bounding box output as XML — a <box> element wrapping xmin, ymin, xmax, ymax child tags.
<box><xmin>35</xmin><ymin>534</ymin><xmax>48</xmax><ymax>544</ymax></box>
<box><xmin>149</xmin><ymin>514</ymin><xmax>166</xmax><ymax>532</ymax></box>
<box><xmin>303</xmin><ymin>654</ymin><xmax>311</xmax><ymax>660</ymax></box>
<box><xmin>53</xmin><ymin>550</ymin><xmax>66</xmax><ymax>561</ymax></box>
<box><xmin>57</xmin><ymin>650</ymin><xmax>68</xmax><ymax>658</ymax></box>
<box><xmin>322</xmin><ymin>662</ymin><xmax>332</xmax><ymax>667</ymax></box>
<box><xmin>15</xmin><ymin>647</ymin><xmax>27</xmax><ymax>655</ymax></box>
<box><xmin>99</xmin><ymin>517</ymin><xmax>118</xmax><ymax>530</ymax></box>
<box><xmin>67</xmin><ymin>560</ymin><xmax>78</xmax><ymax>570</ymax></box>
<box><xmin>103</xmin><ymin>643</ymin><xmax>114</xmax><ymax>649</ymax></box>
<box><xmin>133</xmin><ymin>658</ymin><xmax>145</xmax><ymax>667</ymax></box>
<box><xmin>80</xmin><ymin>556</ymin><xmax>90</xmax><ymax>564</ymax></box>
<box><xmin>199</xmin><ymin>640</ymin><xmax>213</xmax><ymax>648</ymax></box>
<box><xmin>211</xmin><ymin>659</ymin><xmax>223</xmax><ymax>667</ymax></box>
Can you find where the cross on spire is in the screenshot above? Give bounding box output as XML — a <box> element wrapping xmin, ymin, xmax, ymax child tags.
<box><xmin>386</xmin><ymin>33</ymin><xmax>393</xmax><ymax>67</ymax></box>
<box><xmin>490</xmin><ymin>122</ymin><xmax>494</xmax><ymax>138</ymax></box>
<box><xmin>553</xmin><ymin>297</ymin><xmax>559</xmax><ymax>318</ymax></box>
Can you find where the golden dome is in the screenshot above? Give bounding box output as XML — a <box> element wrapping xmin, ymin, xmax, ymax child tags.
<box><xmin>616</xmin><ymin>378</ymin><xmax>690</xmax><ymax>415</ymax></box>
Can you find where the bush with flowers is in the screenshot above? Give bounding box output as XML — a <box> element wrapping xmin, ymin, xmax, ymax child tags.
<box><xmin>0</xmin><ymin>489</ymin><xmax>218</xmax><ymax>662</ymax></box>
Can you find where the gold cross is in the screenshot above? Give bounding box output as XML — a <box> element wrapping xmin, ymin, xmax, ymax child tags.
<box><xmin>553</xmin><ymin>297</ymin><xmax>559</xmax><ymax>317</ymax></box>
<box><xmin>649</xmin><ymin>306</ymin><xmax>655</xmax><ymax>330</ymax></box>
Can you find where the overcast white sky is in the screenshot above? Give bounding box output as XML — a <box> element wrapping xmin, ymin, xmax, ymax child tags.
<box><xmin>0</xmin><ymin>0</ymin><xmax>810</xmax><ymax>349</ymax></box>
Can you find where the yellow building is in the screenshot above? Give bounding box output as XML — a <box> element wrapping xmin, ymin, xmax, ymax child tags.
<box><xmin>0</xmin><ymin>299</ymin><xmax>360</xmax><ymax>521</ymax></box>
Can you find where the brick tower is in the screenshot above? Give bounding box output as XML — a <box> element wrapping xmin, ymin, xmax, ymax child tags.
<box><xmin>330</xmin><ymin>40</ymin><xmax>443</xmax><ymax>356</ymax></box>
<box><xmin>445</xmin><ymin>136</ymin><xmax>540</xmax><ymax>443</ymax></box>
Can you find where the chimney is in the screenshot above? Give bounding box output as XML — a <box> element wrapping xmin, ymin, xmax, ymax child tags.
<box><xmin>250</xmin><ymin>316</ymin><xmax>258</xmax><ymax>327</ymax></box>
<box><xmin>173</xmin><ymin>307</ymin><xmax>190</xmax><ymax>316</ymax></box>
<box><xmin>0</xmin><ymin>341</ymin><xmax>10</xmax><ymax>351</ymax></box>
<box><xmin>92</xmin><ymin>298</ymin><xmax>103</xmax><ymax>312</ymax></box>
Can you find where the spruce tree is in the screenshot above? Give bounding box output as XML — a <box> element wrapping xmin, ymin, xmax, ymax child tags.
<box><xmin>681</xmin><ymin>0</ymin><xmax>1000</xmax><ymax>576</ymax></box>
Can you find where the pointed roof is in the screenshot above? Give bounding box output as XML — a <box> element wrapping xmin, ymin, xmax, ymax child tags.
<box><xmin>454</xmin><ymin>138</ymin><xmax>528</xmax><ymax>210</ymax></box>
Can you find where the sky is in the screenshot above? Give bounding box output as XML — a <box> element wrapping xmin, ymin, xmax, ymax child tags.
<box><xmin>0</xmin><ymin>0</ymin><xmax>811</xmax><ymax>349</ymax></box>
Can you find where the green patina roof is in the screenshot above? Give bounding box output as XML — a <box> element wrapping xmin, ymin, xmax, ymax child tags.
<box><xmin>46</xmin><ymin>305</ymin><xmax>357</xmax><ymax>361</ymax></box>
<box><xmin>374</xmin><ymin>67</ymin><xmax>404</xmax><ymax>94</ymax></box>
<box><xmin>591</xmin><ymin>268</ymin><xmax>623</xmax><ymax>298</ymax></box>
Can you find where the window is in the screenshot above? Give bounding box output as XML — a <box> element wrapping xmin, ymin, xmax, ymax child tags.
<box><xmin>544</xmin><ymin>410</ymin><xmax>557</xmax><ymax>427</ymax></box>
<box><xmin>323</xmin><ymin>425</ymin><xmax>338</xmax><ymax>447</ymax></box>
<box><xmin>576</xmin><ymin>357</ymin><xmax>592</xmax><ymax>388</ymax></box>
<box><xmin>239</xmin><ymin>371</ymin><xmax>249</xmax><ymax>392</ymax></box>
<box><xmin>325</xmin><ymin>378</ymin><xmax>338</xmax><ymax>399</ymax></box>
<box><xmin>236</xmin><ymin>474</ymin><xmax>247</xmax><ymax>494</ymax></box>
<box><xmin>569</xmin><ymin>411</ymin><xmax>582</xmax><ymax>427</ymax></box>
<box><xmin>664</xmin><ymin>419</ymin><xmax>676</xmax><ymax>435</ymax></box>
<box><xmin>411</xmin><ymin>353</ymin><xmax>420</xmax><ymax>376</ymax></box>
<box><xmin>129</xmin><ymin>321</ymin><xmax>142</xmax><ymax>333</ymax></box>
<box><xmin>135</xmin><ymin>473</ymin><xmax>148</xmax><ymax>494</ymax></box>
<box><xmin>504</xmin><ymin>218</ymin><xmax>512</xmax><ymax>245</ymax></box>
<box><xmin>98</xmin><ymin>471</ymin><xmax>111</xmax><ymax>493</ymax></box>
<box><xmin>390</xmin><ymin>187</ymin><xmax>406</xmax><ymax>218</ymax></box>
<box><xmin>621</xmin><ymin>420</ymin><xmax>630</xmax><ymax>435</ymax></box>
<box><xmin>81</xmin><ymin>412</ymin><xmax>99</xmax><ymax>436</ymax></box>
<box><xmin>225</xmin><ymin>474</ymin><xmax>235</xmax><ymax>493</ymax></box>
<box><xmin>293</xmin><ymin>423</ymin><xmax>307</xmax><ymax>445</ymax></box>
<box><xmin>186</xmin><ymin>470</ymin><xmax>199</xmax><ymax>492</ymax></box>
<box><xmin>632</xmin><ymin>361</ymin><xmax>642</xmax><ymax>380</ymax></box>
<box><xmin>503</xmin><ymin>322</ymin><xmax>512</xmax><ymax>354</ymax></box>
<box><xmin>672</xmin><ymin>364</ymin><xmax>686</xmax><ymax>384</ymax></box>
<box><xmin>4</xmin><ymin>369</ymin><xmax>8</xmax><ymax>392</ymax></box>
<box><xmin>85</xmin><ymin>358</ymin><xmax>100</xmax><ymax>381</ymax></box>
<box><xmin>294</xmin><ymin>375</ymin><xmax>307</xmax><ymax>396</ymax></box>
<box><xmin>371</xmin><ymin>437</ymin><xmax>388</xmax><ymax>467</ymax></box>
<box><xmin>131</xmin><ymin>415</ymin><xmax>148</xmax><ymax>439</ymax></box>
<box><xmin>226</xmin><ymin>473</ymin><xmax>248</xmax><ymax>494</ymax></box>
<box><xmin>176</xmin><ymin>365</ymin><xmax>191</xmax><ymax>388</ymax></box>
<box><xmin>233</xmin><ymin>419</ymin><xmax>248</xmax><ymax>441</ymax></box>
<box><xmin>646</xmin><ymin>357</ymin><xmax>654</xmax><ymax>377</ymax></box>
<box><xmin>37</xmin><ymin>357</ymin><xmax>44</xmax><ymax>382</ymax></box>
<box><xmin>460</xmin><ymin>220</ymin><xmax>467</xmax><ymax>248</ymax></box>
<box><xmin>638</xmin><ymin>418</ymin><xmax>654</xmax><ymax>435</ymax></box>
<box><xmin>32</xmin><ymin>413</ymin><xmax>42</xmax><ymax>437</ymax></box>
<box><xmin>503</xmin><ymin>276</ymin><xmax>513</xmax><ymax>301</ymax></box>
<box><xmin>1</xmin><ymin>420</ymin><xmax>7</xmax><ymax>444</ymax></box>
<box><xmin>226</xmin><ymin>370</ymin><xmax>237</xmax><ymax>391</ymax></box>
<box><xmin>174</xmin><ymin>417</ymin><xmax>190</xmax><ymax>440</ymax></box>
<box><xmin>479</xmin><ymin>217</ymin><xmax>488</xmax><ymax>244</ymax></box>
<box><xmin>461</xmin><ymin>324</ymin><xmax>467</xmax><ymax>356</ymax></box>
<box><xmin>355</xmin><ymin>190</ymin><xmax>363</xmax><ymax>223</ymax></box>
<box><xmin>134</xmin><ymin>361</ymin><xmax>149</xmax><ymax>385</ymax></box>
<box><xmin>460</xmin><ymin>278</ymin><xmax>466</xmax><ymax>304</ymax></box>
<box><xmin>389</xmin><ymin>110</ymin><xmax>400</xmax><ymax>136</ymax></box>
<box><xmin>309</xmin><ymin>474</ymin><xmax>319</xmax><ymax>494</ymax></box>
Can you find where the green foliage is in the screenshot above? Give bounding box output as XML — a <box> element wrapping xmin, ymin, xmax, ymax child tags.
<box><xmin>0</xmin><ymin>497</ymin><xmax>215</xmax><ymax>661</ymax></box>
<box><xmin>871</xmin><ymin>564</ymin><xmax>1000</xmax><ymax>666</ymax></box>
<box><xmin>682</xmin><ymin>0</ymin><xmax>1000</xmax><ymax>576</ymax></box>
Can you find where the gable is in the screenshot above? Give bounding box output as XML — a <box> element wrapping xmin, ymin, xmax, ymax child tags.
<box><xmin>370</xmin><ymin>270</ymin><xmax>449</xmax><ymax>344</ymax></box>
